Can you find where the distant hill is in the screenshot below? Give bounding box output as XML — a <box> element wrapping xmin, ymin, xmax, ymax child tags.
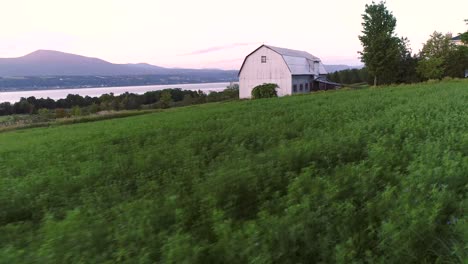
<box><xmin>0</xmin><ymin>50</ymin><xmax>237</xmax><ymax>77</ymax></box>
<box><xmin>324</xmin><ymin>64</ymin><xmax>363</xmax><ymax>73</ymax></box>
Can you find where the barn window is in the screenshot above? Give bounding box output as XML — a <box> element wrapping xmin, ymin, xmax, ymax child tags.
<box><xmin>261</xmin><ymin>56</ymin><xmax>267</xmax><ymax>63</ymax></box>
<box><xmin>299</xmin><ymin>84</ymin><xmax>303</xmax><ymax>92</ymax></box>
<box><xmin>293</xmin><ymin>84</ymin><xmax>297</xmax><ymax>93</ymax></box>
<box><xmin>305</xmin><ymin>83</ymin><xmax>309</xmax><ymax>91</ymax></box>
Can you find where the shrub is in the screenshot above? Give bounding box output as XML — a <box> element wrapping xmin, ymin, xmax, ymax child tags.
<box><xmin>251</xmin><ymin>83</ymin><xmax>278</xmax><ymax>99</ymax></box>
<box><xmin>71</xmin><ymin>106</ymin><xmax>82</xmax><ymax>116</ymax></box>
<box><xmin>54</xmin><ymin>108</ymin><xmax>68</xmax><ymax>118</ymax></box>
<box><xmin>38</xmin><ymin>108</ymin><xmax>53</xmax><ymax>120</ymax></box>
<box><xmin>89</xmin><ymin>103</ymin><xmax>100</xmax><ymax>114</ymax></box>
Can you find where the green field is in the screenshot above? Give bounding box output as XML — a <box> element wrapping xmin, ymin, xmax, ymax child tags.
<box><xmin>0</xmin><ymin>80</ymin><xmax>467</xmax><ymax>263</ymax></box>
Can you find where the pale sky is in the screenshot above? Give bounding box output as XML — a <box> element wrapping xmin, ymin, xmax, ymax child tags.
<box><xmin>0</xmin><ymin>0</ymin><xmax>466</xmax><ymax>70</ymax></box>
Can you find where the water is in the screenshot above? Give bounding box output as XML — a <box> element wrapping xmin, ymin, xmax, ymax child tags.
<box><xmin>0</xmin><ymin>82</ymin><xmax>233</xmax><ymax>103</ymax></box>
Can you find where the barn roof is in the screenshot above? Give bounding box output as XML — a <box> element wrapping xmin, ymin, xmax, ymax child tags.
<box><xmin>314</xmin><ymin>76</ymin><xmax>342</xmax><ymax>86</ymax></box>
<box><xmin>264</xmin><ymin>45</ymin><xmax>320</xmax><ymax>61</ymax></box>
<box><xmin>238</xmin><ymin>44</ymin><xmax>328</xmax><ymax>76</ymax></box>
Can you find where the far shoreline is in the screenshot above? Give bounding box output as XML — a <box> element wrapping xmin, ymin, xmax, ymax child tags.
<box><xmin>0</xmin><ymin>82</ymin><xmax>238</xmax><ymax>104</ymax></box>
<box><xmin>0</xmin><ymin>81</ymin><xmax>238</xmax><ymax>93</ymax></box>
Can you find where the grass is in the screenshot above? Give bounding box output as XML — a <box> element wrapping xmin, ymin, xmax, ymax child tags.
<box><xmin>0</xmin><ymin>80</ymin><xmax>467</xmax><ymax>263</ymax></box>
<box><xmin>0</xmin><ymin>109</ymin><xmax>161</xmax><ymax>133</ymax></box>
<box><xmin>343</xmin><ymin>82</ymin><xmax>370</xmax><ymax>89</ymax></box>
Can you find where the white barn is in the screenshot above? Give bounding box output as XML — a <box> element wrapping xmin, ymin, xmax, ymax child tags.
<box><xmin>238</xmin><ymin>45</ymin><xmax>338</xmax><ymax>99</ymax></box>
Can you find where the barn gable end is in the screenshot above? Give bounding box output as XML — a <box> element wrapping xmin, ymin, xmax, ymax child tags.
<box><xmin>239</xmin><ymin>46</ymin><xmax>292</xmax><ymax>98</ymax></box>
<box><xmin>239</xmin><ymin>45</ymin><xmax>337</xmax><ymax>99</ymax></box>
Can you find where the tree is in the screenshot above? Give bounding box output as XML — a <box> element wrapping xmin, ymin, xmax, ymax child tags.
<box><xmin>89</xmin><ymin>103</ymin><xmax>100</xmax><ymax>114</ymax></box>
<box><xmin>159</xmin><ymin>90</ymin><xmax>173</xmax><ymax>108</ymax></box>
<box><xmin>461</xmin><ymin>32</ymin><xmax>468</xmax><ymax>45</ymax></box>
<box><xmin>13</xmin><ymin>98</ymin><xmax>34</xmax><ymax>114</ymax></box>
<box><xmin>329</xmin><ymin>71</ymin><xmax>341</xmax><ymax>83</ymax></box>
<box><xmin>445</xmin><ymin>45</ymin><xmax>468</xmax><ymax>78</ymax></box>
<box><xmin>251</xmin><ymin>83</ymin><xmax>278</xmax><ymax>99</ymax></box>
<box><xmin>223</xmin><ymin>83</ymin><xmax>240</xmax><ymax>99</ymax></box>
<box><xmin>416</xmin><ymin>32</ymin><xmax>454</xmax><ymax>80</ymax></box>
<box><xmin>359</xmin><ymin>1</ymin><xmax>401</xmax><ymax>86</ymax></box>
<box><xmin>0</xmin><ymin>102</ymin><xmax>13</xmax><ymax>116</ymax></box>
<box><xmin>396</xmin><ymin>37</ymin><xmax>420</xmax><ymax>83</ymax></box>
<box><xmin>420</xmin><ymin>32</ymin><xmax>453</xmax><ymax>59</ymax></box>
<box><xmin>417</xmin><ymin>57</ymin><xmax>445</xmax><ymax>80</ymax></box>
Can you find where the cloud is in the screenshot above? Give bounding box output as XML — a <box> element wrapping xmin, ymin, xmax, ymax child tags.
<box><xmin>180</xmin><ymin>42</ymin><xmax>259</xmax><ymax>56</ymax></box>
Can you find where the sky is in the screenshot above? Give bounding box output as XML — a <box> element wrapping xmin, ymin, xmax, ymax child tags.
<box><xmin>0</xmin><ymin>0</ymin><xmax>467</xmax><ymax>70</ymax></box>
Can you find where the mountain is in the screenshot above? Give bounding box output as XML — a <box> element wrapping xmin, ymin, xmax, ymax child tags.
<box><xmin>0</xmin><ymin>50</ymin><xmax>237</xmax><ymax>77</ymax></box>
<box><xmin>324</xmin><ymin>64</ymin><xmax>363</xmax><ymax>73</ymax></box>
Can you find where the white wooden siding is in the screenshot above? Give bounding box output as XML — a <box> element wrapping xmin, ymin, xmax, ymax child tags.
<box><xmin>239</xmin><ymin>46</ymin><xmax>292</xmax><ymax>99</ymax></box>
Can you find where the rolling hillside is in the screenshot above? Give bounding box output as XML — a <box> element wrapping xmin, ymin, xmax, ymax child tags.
<box><xmin>0</xmin><ymin>80</ymin><xmax>466</xmax><ymax>263</ymax></box>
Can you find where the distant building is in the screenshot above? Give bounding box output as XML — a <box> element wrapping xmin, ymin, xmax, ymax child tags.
<box><xmin>450</xmin><ymin>35</ymin><xmax>464</xmax><ymax>46</ymax></box>
<box><xmin>238</xmin><ymin>45</ymin><xmax>340</xmax><ymax>99</ymax></box>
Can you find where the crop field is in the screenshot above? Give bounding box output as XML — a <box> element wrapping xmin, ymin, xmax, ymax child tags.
<box><xmin>0</xmin><ymin>80</ymin><xmax>467</xmax><ymax>263</ymax></box>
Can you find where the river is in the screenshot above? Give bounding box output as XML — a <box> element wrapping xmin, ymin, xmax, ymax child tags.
<box><xmin>0</xmin><ymin>82</ymin><xmax>233</xmax><ymax>103</ymax></box>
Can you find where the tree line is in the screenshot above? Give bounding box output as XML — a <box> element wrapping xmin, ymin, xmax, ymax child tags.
<box><xmin>328</xmin><ymin>2</ymin><xmax>468</xmax><ymax>86</ymax></box>
<box><xmin>0</xmin><ymin>84</ymin><xmax>239</xmax><ymax>117</ymax></box>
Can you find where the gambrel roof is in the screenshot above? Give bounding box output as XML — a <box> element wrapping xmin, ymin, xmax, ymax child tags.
<box><xmin>239</xmin><ymin>44</ymin><xmax>328</xmax><ymax>76</ymax></box>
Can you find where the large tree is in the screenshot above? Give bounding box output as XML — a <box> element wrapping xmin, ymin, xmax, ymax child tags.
<box><xmin>461</xmin><ymin>19</ymin><xmax>468</xmax><ymax>44</ymax></box>
<box><xmin>359</xmin><ymin>1</ymin><xmax>401</xmax><ymax>86</ymax></box>
<box><xmin>396</xmin><ymin>37</ymin><xmax>420</xmax><ymax>83</ymax></box>
<box><xmin>416</xmin><ymin>32</ymin><xmax>453</xmax><ymax>80</ymax></box>
<box><xmin>415</xmin><ymin>31</ymin><xmax>467</xmax><ymax>79</ymax></box>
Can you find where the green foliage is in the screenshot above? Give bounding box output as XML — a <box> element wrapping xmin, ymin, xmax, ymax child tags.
<box><xmin>159</xmin><ymin>91</ymin><xmax>173</xmax><ymax>109</ymax></box>
<box><xmin>328</xmin><ymin>68</ymin><xmax>369</xmax><ymax>84</ymax></box>
<box><xmin>461</xmin><ymin>32</ymin><xmax>468</xmax><ymax>45</ymax></box>
<box><xmin>417</xmin><ymin>31</ymin><xmax>467</xmax><ymax>79</ymax></box>
<box><xmin>359</xmin><ymin>1</ymin><xmax>402</xmax><ymax>85</ymax></box>
<box><xmin>0</xmin><ymin>80</ymin><xmax>467</xmax><ymax>263</ymax></box>
<box><xmin>419</xmin><ymin>32</ymin><xmax>453</xmax><ymax>60</ymax></box>
<box><xmin>54</xmin><ymin>108</ymin><xmax>68</xmax><ymax>118</ymax></box>
<box><xmin>71</xmin><ymin>106</ymin><xmax>82</xmax><ymax>116</ymax></box>
<box><xmin>417</xmin><ymin>56</ymin><xmax>445</xmax><ymax>80</ymax></box>
<box><xmin>251</xmin><ymin>83</ymin><xmax>278</xmax><ymax>99</ymax></box>
<box><xmin>0</xmin><ymin>88</ymin><xmax>239</xmax><ymax>117</ymax></box>
<box><xmin>1</xmin><ymin>88</ymin><xmax>241</xmax><ymax>131</ymax></box>
<box><xmin>89</xmin><ymin>103</ymin><xmax>99</xmax><ymax>114</ymax></box>
<box><xmin>396</xmin><ymin>37</ymin><xmax>421</xmax><ymax>83</ymax></box>
<box><xmin>222</xmin><ymin>83</ymin><xmax>239</xmax><ymax>99</ymax></box>
<box><xmin>37</xmin><ymin>108</ymin><xmax>52</xmax><ymax>120</ymax></box>
<box><xmin>205</xmin><ymin>85</ymin><xmax>239</xmax><ymax>103</ymax></box>
<box><xmin>461</xmin><ymin>19</ymin><xmax>468</xmax><ymax>44</ymax></box>
<box><xmin>445</xmin><ymin>46</ymin><xmax>468</xmax><ymax>78</ymax></box>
